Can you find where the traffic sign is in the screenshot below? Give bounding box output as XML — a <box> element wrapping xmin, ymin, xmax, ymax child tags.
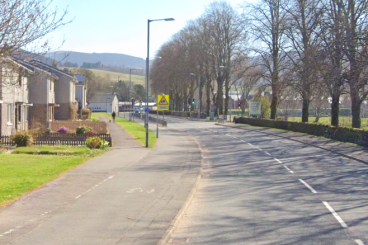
<box><xmin>158</xmin><ymin>95</ymin><xmax>170</xmax><ymax>111</ymax></box>
<box><xmin>145</xmin><ymin>108</ymin><xmax>150</xmax><ymax>113</ymax></box>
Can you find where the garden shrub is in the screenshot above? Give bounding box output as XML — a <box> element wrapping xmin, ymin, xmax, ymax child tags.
<box><xmin>85</xmin><ymin>131</ymin><xmax>96</xmax><ymax>138</ymax></box>
<box><xmin>76</xmin><ymin>125</ymin><xmax>93</xmax><ymax>135</ymax></box>
<box><xmin>86</xmin><ymin>136</ymin><xmax>102</xmax><ymax>149</ymax></box>
<box><xmin>57</xmin><ymin>126</ymin><xmax>69</xmax><ymax>134</ymax></box>
<box><xmin>11</xmin><ymin>131</ymin><xmax>34</xmax><ymax>147</ymax></box>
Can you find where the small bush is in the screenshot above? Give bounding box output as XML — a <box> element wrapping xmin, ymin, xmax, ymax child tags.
<box><xmin>86</xmin><ymin>136</ymin><xmax>102</xmax><ymax>149</ymax></box>
<box><xmin>57</xmin><ymin>126</ymin><xmax>69</xmax><ymax>134</ymax></box>
<box><xmin>11</xmin><ymin>131</ymin><xmax>34</xmax><ymax>147</ymax></box>
<box><xmin>85</xmin><ymin>131</ymin><xmax>96</xmax><ymax>138</ymax></box>
<box><xmin>44</xmin><ymin>128</ymin><xmax>53</xmax><ymax>134</ymax></box>
<box><xmin>76</xmin><ymin>125</ymin><xmax>93</xmax><ymax>135</ymax></box>
<box><xmin>81</xmin><ymin>108</ymin><xmax>91</xmax><ymax>119</ymax></box>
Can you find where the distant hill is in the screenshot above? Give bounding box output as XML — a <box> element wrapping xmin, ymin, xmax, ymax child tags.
<box><xmin>46</xmin><ymin>51</ymin><xmax>146</xmax><ymax>69</ymax></box>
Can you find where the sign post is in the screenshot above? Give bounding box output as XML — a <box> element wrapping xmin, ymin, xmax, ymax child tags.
<box><xmin>157</xmin><ymin>95</ymin><xmax>170</xmax><ymax>138</ymax></box>
<box><xmin>249</xmin><ymin>101</ymin><xmax>262</xmax><ymax>118</ymax></box>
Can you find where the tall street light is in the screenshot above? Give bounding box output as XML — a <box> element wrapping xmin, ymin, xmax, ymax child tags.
<box><xmin>219</xmin><ymin>65</ymin><xmax>232</xmax><ymax>121</ymax></box>
<box><xmin>129</xmin><ymin>68</ymin><xmax>138</xmax><ymax>121</ymax></box>
<box><xmin>145</xmin><ymin>17</ymin><xmax>174</xmax><ymax>148</ymax></box>
<box><xmin>190</xmin><ymin>73</ymin><xmax>201</xmax><ymax>120</ymax></box>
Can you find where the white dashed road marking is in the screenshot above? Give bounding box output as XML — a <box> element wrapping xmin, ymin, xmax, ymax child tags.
<box><xmin>355</xmin><ymin>239</ymin><xmax>365</xmax><ymax>245</ymax></box>
<box><xmin>323</xmin><ymin>201</ymin><xmax>348</xmax><ymax>228</ymax></box>
<box><xmin>265</xmin><ymin>151</ymin><xmax>271</xmax><ymax>156</ymax></box>
<box><xmin>299</xmin><ymin>179</ymin><xmax>317</xmax><ymax>194</ymax></box>
<box><xmin>274</xmin><ymin>158</ymin><xmax>282</xmax><ymax>163</ymax></box>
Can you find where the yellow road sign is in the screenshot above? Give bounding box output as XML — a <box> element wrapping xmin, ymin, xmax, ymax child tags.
<box><xmin>158</xmin><ymin>95</ymin><xmax>170</xmax><ymax>111</ymax></box>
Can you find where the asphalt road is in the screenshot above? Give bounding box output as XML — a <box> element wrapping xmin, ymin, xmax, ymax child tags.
<box><xmin>165</xmin><ymin>117</ymin><xmax>368</xmax><ymax>245</ymax></box>
<box><xmin>0</xmin><ymin>118</ymin><xmax>201</xmax><ymax>245</ymax></box>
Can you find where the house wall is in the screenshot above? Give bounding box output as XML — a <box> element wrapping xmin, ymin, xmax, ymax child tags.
<box><xmin>88</xmin><ymin>102</ymin><xmax>108</xmax><ymax>112</ymax></box>
<box><xmin>0</xmin><ymin>64</ymin><xmax>30</xmax><ymax>136</ymax></box>
<box><xmin>0</xmin><ymin>103</ymin><xmax>13</xmax><ymax>136</ymax></box>
<box><xmin>75</xmin><ymin>85</ymin><xmax>84</xmax><ymax>108</ymax></box>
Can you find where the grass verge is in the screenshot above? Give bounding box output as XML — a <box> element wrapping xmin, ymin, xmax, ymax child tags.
<box><xmin>11</xmin><ymin>145</ymin><xmax>105</xmax><ymax>156</ymax></box>
<box><xmin>93</xmin><ymin>112</ymin><xmax>157</xmax><ymax>148</ymax></box>
<box><xmin>0</xmin><ymin>154</ymin><xmax>90</xmax><ymax>206</ymax></box>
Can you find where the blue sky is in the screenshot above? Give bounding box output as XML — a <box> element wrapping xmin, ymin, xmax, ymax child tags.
<box><xmin>49</xmin><ymin>0</ymin><xmax>247</xmax><ymax>59</ymax></box>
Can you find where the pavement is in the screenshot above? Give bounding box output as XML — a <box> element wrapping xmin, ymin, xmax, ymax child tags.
<box><xmin>0</xmin><ymin>116</ymin><xmax>202</xmax><ymax>245</ymax></box>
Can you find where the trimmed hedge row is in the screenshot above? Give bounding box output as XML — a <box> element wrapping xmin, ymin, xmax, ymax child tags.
<box><xmin>234</xmin><ymin>117</ymin><xmax>368</xmax><ymax>147</ymax></box>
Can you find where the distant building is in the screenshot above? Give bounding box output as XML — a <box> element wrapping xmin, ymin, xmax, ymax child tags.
<box><xmin>74</xmin><ymin>74</ymin><xmax>87</xmax><ymax>111</ymax></box>
<box><xmin>88</xmin><ymin>94</ymin><xmax>119</xmax><ymax>113</ymax></box>
<box><xmin>0</xmin><ymin>56</ymin><xmax>33</xmax><ymax>136</ymax></box>
<box><xmin>30</xmin><ymin>60</ymin><xmax>79</xmax><ymax>121</ymax></box>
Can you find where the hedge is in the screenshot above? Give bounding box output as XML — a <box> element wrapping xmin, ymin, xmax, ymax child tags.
<box><xmin>234</xmin><ymin>117</ymin><xmax>368</xmax><ymax>147</ymax></box>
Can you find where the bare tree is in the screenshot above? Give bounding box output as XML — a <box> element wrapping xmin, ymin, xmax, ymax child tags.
<box><xmin>283</xmin><ymin>0</ymin><xmax>323</xmax><ymax>122</ymax></box>
<box><xmin>0</xmin><ymin>0</ymin><xmax>71</xmax><ymax>56</ymax></box>
<box><xmin>244</xmin><ymin>0</ymin><xmax>289</xmax><ymax>119</ymax></box>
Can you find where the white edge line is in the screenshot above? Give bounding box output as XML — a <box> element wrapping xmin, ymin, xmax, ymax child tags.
<box><xmin>355</xmin><ymin>239</ymin><xmax>365</xmax><ymax>245</ymax></box>
<box><xmin>274</xmin><ymin>158</ymin><xmax>282</xmax><ymax>163</ymax></box>
<box><xmin>299</xmin><ymin>179</ymin><xmax>317</xmax><ymax>194</ymax></box>
<box><xmin>323</xmin><ymin>201</ymin><xmax>348</xmax><ymax>228</ymax></box>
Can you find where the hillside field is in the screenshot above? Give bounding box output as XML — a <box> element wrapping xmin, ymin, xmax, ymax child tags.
<box><xmin>63</xmin><ymin>67</ymin><xmax>145</xmax><ymax>85</ymax></box>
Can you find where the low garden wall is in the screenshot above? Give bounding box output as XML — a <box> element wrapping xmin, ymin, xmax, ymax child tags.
<box><xmin>234</xmin><ymin>117</ymin><xmax>368</xmax><ymax>147</ymax></box>
<box><xmin>50</xmin><ymin>121</ymin><xmax>107</xmax><ymax>134</ymax></box>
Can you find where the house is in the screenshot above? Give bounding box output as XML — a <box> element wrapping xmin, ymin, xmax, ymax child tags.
<box><xmin>30</xmin><ymin>60</ymin><xmax>79</xmax><ymax>121</ymax></box>
<box><xmin>88</xmin><ymin>94</ymin><xmax>119</xmax><ymax>113</ymax></box>
<box><xmin>0</xmin><ymin>56</ymin><xmax>33</xmax><ymax>136</ymax></box>
<box><xmin>74</xmin><ymin>74</ymin><xmax>87</xmax><ymax>112</ymax></box>
<box><xmin>18</xmin><ymin>61</ymin><xmax>59</xmax><ymax>127</ymax></box>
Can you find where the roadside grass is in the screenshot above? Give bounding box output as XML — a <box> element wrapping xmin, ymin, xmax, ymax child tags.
<box><xmin>93</xmin><ymin>112</ymin><xmax>157</xmax><ymax>148</ymax></box>
<box><xmin>0</xmin><ymin>154</ymin><xmax>90</xmax><ymax>206</ymax></box>
<box><xmin>90</xmin><ymin>115</ymin><xmax>101</xmax><ymax>122</ymax></box>
<box><xmin>286</xmin><ymin>116</ymin><xmax>368</xmax><ymax>129</ymax></box>
<box><xmin>11</xmin><ymin>145</ymin><xmax>105</xmax><ymax>156</ymax></box>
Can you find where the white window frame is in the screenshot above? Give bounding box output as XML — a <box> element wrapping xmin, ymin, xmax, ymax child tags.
<box><xmin>7</xmin><ymin>104</ymin><xmax>13</xmax><ymax>125</ymax></box>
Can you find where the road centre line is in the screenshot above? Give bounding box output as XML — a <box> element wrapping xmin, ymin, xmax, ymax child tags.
<box><xmin>274</xmin><ymin>158</ymin><xmax>282</xmax><ymax>163</ymax></box>
<box><xmin>323</xmin><ymin>201</ymin><xmax>348</xmax><ymax>228</ymax></box>
<box><xmin>355</xmin><ymin>239</ymin><xmax>365</xmax><ymax>245</ymax></box>
<box><xmin>75</xmin><ymin>175</ymin><xmax>115</xmax><ymax>199</ymax></box>
<box><xmin>299</xmin><ymin>179</ymin><xmax>318</xmax><ymax>194</ymax></box>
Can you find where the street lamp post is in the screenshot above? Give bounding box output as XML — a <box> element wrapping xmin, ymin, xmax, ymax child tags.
<box><xmin>145</xmin><ymin>17</ymin><xmax>174</xmax><ymax>148</ymax></box>
<box><xmin>129</xmin><ymin>69</ymin><xmax>138</xmax><ymax>121</ymax></box>
<box><xmin>219</xmin><ymin>66</ymin><xmax>232</xmax><ymax>122</ymax></box>
<box><xmin>190</xmin><ymin>73</ymin><xmax>202</xmax><ymax>120</ymax></box>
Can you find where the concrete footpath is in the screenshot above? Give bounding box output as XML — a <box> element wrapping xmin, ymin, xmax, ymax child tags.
<box><xmin>0</xmin><ymin>116</ymin><xmax>202</xmax><ymax>245</ymax></box>
<box><xmin>221</xmin><ymin>122</ymin><xmax>368</xmax><ymax>165</ymax></box>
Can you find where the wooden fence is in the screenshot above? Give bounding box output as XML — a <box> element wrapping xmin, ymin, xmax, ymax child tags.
<box><xmin>50</xmin><ymin>121</ymin><xmax>107</xmax><ymax>134</ymax></box>
<box><xmin>1</xmin><ymin>133</ymin><xmax>112</xmax><ymax>147</ymax></box>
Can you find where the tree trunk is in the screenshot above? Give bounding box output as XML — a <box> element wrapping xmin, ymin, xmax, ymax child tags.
<box><xmin>330</xmin><ymin>94</ymin><xmax>340</xmax><ymax>127</ymax></box>
<box><xmin>206</xmin><ymin>82</ymin><xmax>211</xmax><ymax>116</ymax></box>
<box><xmin>301</xmin><ymin>98</ymin><xmax>310</xmax><ymax>123</ymax></box>
<box><xmin>350</xmin><ymin>87</ymin><xmax>361</xmax><ymax>128</ymax></box>
<box><xmin>315</xmin><ymin>106</ymin><xmax>321</xmax><ymax>123</ymax></box>
<box><xmin>217</xmin><ymin>82</ymin><xmax>224</xmax><ymax>116</ymax></box>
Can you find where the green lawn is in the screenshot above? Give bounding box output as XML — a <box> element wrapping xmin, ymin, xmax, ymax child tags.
<box><xmin>12</xmin><ymin>145</ymin><xmax>95</xmax><ymax>156</ymax></box>
<box><xmin>93</xmin><ymin>112</ymin><xmax>157</xmax><ymax>148</ymax></box>
<box><xmin>0</xmin><ymin>154</ymin><xmax>89</xmax><ymax>206</ymax></box>
<box><xmin>286</xmin><ymin>116</ymin><xmax>368</xmax><ymax>129</ymax></box>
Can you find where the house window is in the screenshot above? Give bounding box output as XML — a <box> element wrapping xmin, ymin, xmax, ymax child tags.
<box><xmin>18</xmin><ymin>73</ymin><xmax>22</xmax><ymax>86</ymax></box>
<box><xmin>7</xmin><ymin>104</ymin><xmax>12</xmax><ymax>124</ymax></box>
<box><xmin>18</xmin><ymin>105</ymin><xmax>21</xmax><ymax>121</ymax></box>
